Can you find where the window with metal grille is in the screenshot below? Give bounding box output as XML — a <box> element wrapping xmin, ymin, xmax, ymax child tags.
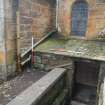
<box><xmin>71</xmin><ymin>0</ymin><xmax>88</xmax><ymax>37</ymax></box>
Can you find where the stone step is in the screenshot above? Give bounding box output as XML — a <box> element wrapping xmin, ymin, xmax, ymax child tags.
<box><xmin>70</xmin><ymin>100</ymin><xmax>87</xmax><ymax>105</ymax></box>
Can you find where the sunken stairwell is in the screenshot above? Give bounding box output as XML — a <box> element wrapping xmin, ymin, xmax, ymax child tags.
<box><xmin>70</xmin><ymin>60</ymin><xmax>100</xmax><ymax>105</ymax></box>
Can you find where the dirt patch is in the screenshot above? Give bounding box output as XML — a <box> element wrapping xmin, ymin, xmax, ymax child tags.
<box><xmin>0</xmin><ymin>69</ymin><xmax>46</xmax><ymax>105</ymax></box>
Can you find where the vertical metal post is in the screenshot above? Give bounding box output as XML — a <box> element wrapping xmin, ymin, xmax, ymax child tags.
<box><xmin>56</xmin><ymin>0</ymin><xmax>61</xmax><ymax>32</ymax></box>
<box><xmin>31</xmin><ymin>36</ymin><xmax>35</xmax><ymax>65</ymax></box>
<box><xmin>56</xmin><ymin>0</ymin><xmax>59</xmax><ymax>29</ymax></box>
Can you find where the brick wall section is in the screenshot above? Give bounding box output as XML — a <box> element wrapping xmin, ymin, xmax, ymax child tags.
<box><xmin>58</xmin><ymin>0</ymin><xmax>105</xmax><ymax>39</ymax></box>
<box><xmin>4</xmin><ymin>0</ymin><xmax>17</xmax><ymax>77</ymax></box>
<box><xmin>19</xmin><ymin>0</ymin><xmax>56</xmax><ymax>53</ymax></box>
<box><xmin>0</xmin><ymin>0</ymin><xmax>17</xmax><ymax>80</ymax></box>
<box><xmin>34</xmin><ymin>52</ymin><xmax>72</xmax><ymax>71</ymax></box>
<box><xmin>0</xmin><ymin>0</ymin><xmax>56</xmax><ymax>80</ymax></box>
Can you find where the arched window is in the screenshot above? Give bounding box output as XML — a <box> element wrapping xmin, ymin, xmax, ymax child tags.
<box><xmin>71</xmin><ymin>0</ymin><xmax>88</xmax><ymax>37</ymax></box>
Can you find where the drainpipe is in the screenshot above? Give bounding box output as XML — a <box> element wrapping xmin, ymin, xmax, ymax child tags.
<box><xmin>31</xmin><ymin>36</ymin><xmax>34</xmax><ymax>65</ymax></box>
<box><xmin>3</xmin><ymin>0</ymin><xmax>8</xmax><ymax>80</ymax></box>
<box><xmin>56</xmin><ymin>0</ymin><xmax>61</xmax><ymax>32</ymax></box>
<box><xmin>56</xmin><ymin>0</ymin><xmax>58</xmax><ymax>30</ymax></box>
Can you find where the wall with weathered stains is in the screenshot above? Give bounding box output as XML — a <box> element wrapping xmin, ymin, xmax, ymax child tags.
<box><xmin>4</xmin><ymin>0</ymin><xmax>18</xmax><ymax>77</ymax></box>
<box><xmin>0</xmin><ymin>0</ymin><xmax>18</xmax><ymax>80</ymax></box>
<box><xmin>0</xmin><ymin>0</ymin><xmax>56</xmax><ymax>80</ymax></box>
<box><xmin>34</xmin><ymin>52</ymin><xmax>72</xmax><ymax>71</ymax></box>
<box><xmin>19</xmin><ymin>0</ymin><xmax>56</xmax><ymax>53</ymax></box>
<box><xmin>0</xmin><ymin>0</ymin><xmax>7</xmax><ymax>81</ymax></box>
<box><xmin>58</xmin><ymin>0</ymin><xmax>105</xmax><ymax>39</ymax></box>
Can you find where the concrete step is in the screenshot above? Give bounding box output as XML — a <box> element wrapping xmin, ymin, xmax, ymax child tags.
<box><xmin>71</xmin><ymin>84</ymin><xmax>96</xmax><ymax>105</ymax></box>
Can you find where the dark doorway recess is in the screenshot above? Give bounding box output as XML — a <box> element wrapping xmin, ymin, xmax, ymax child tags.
<box><xmin>71</xmin><ymin>61</ymin><xmax>100</xmax><ymax>105</ymax></box>
<box><xmin>71</xmin><ymin>0</ymin><xmax>88</xmax><ymax>37</ymax></box>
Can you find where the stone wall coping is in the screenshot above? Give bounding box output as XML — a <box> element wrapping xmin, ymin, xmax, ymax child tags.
<box><xmin>7</xmin><ymin>68</ymin><xmax>67</xmax><ymax>105</ymax></box>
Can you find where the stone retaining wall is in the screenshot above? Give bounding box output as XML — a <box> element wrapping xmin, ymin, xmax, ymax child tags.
<box><xmin>98</xmin><ymin>62</ymin><xmax>105</xmax><ymax>105</ymax></box>
<box><xmin>34</xmin><ymin>52</ymin><xmax>105</xmax><ymax>105</ymax></box>
<box><xmin>34</xmin><ymin>52</ymin><xmax>72</xmax><ymax>71</ymax></box>
<box><xmin>7</xmin><ymin>68</ymin><xmax>69</xmax><ymax>105</ymax></box>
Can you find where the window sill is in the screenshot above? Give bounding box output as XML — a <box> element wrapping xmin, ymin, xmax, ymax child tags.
<box><xmin>70</xmin><ymin>36</ymin><xmax>85</xmax><ymax>40</ymax></box>
<box><xmin>96</xmin><ymin>3</ymin><xmax>105</xmax><ymax>5</ymax></box>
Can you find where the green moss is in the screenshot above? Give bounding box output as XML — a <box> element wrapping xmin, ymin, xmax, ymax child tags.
<box><xmin>35</xmin><ymin>38</ymin><xmax>68</xmax><ymax>51</ymax></box>
<box><xmin>7</xmin><ymin>50</ymin><xmax>15</xmax><ymax>65</ymax></box>
<box><xmin>35</xmin><ymin>38</ymin><xmax>105</xmax><ymax>61</ymax></box>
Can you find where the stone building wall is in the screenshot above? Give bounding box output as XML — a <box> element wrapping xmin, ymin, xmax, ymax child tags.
<box><xmin>0</xmin><ymin>0</ymin><xmax>56</xmax><ymax>80</ymax></box>
<box><xmin>0</xmin><ymin>0</ymin><xmax>7</xmax><ymax>81</ymax></box>
<box><xmin>0</xmin><ymin>0</ymin><xmax>17</xmax><ymax>80</ymax></box>
<box><xmin>19</xmin><ymin>0</ymin><xmax>56</xmax><ymax>53</ymax></box>
<box><xmin>34</xmin><ymin>52</ymin><xmax>72</xmax><ymax>71</ymax></box>
<box><xmin>37</xmin><ymin>76</ymin><xmax>69</xmax><ymax>105</ymax></box>
<box><xmin>4</xmin><ymin>0</ymin><xmax>18</xmax><ymax>78</ymax></box>
<box><xmin>58</xmin><ymin>0</ymin><xmax>105</xmax><ymax>39</ymax></box>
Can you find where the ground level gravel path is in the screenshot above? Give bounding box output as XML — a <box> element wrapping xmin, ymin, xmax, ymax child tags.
<box><xmin>0</xmin><ymin>69</ymin><xmax>46</xmax><ymax>105</ymax></box>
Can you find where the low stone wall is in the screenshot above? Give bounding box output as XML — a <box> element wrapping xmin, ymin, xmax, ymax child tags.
<box><xmin>34</xmin><ymin>52</ymin><xmax>74</xmax><ymax>99</ymax></box>
<box><xmin>34</xmin><ymin>52</ymin><xmax>72</xmax><ymax>71</ymax></box>
<box><xmin>34</xmin><ymin>52</ymin><xmax>105</xmax><ymax>105</ymax></box>
<box><xmin>0</xmin><ymin>64</ymin><xmax>7</xmax><ymax>82</ymax></box>
<box><xmin>7</xmin><ymin>68</ymin><xmax>69</xmax><ymax>105</ymax></box>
